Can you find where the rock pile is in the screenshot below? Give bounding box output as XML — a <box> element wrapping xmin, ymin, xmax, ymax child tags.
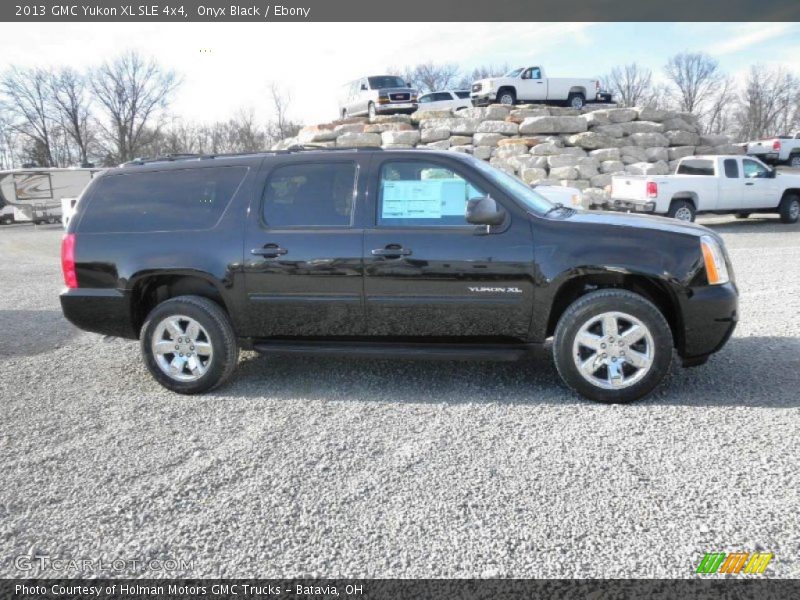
<box><xmin>280</xmin><ymin>104</ymin><xmax>743</xmax><ymax>207</ymax></box>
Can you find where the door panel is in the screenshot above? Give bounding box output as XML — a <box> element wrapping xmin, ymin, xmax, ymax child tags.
<box><xmin>363</xmin><ymin>157</ymin><xmax>536</xmax><ymax>340</ymax></box>
<box><xmin>716</xmin><ymin>158</ymin><xmax>743</xmax><ymax>211</ymax></box>
<box><xmin>243</xmin><ymin>157</ymin><xmax>368</xmax><ymax>337</ymax></box>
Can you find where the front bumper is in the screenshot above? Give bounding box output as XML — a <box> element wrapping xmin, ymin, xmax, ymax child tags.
<box><xmin>678</xmin><ymin>282</ymin><xmax>738</xmax><ymax>361</ymax></box>
<box><xmin>609</xmin><ymin>199</ymin><xmax>657</xmax><ymax>213</ymax></box>
<box><xmin>60</xmin><ymin>288</ymin><xmax>138</xmax><ymax>339</ymax></box>
<box><xmin>471</xmin><ymin>93</ymin><xmax>495</xmax><ymax>107</ymax></box>
<box><xmin>375</xmin><ymin>102</ymin><xmax>417</xmax><ymax>114</ymax></box>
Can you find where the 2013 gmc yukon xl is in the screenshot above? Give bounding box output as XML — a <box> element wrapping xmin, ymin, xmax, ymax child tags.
<box><xmin>60</xmin><ymin>148</ymin><xmax>738</xmax><ymax>403</ymax></box>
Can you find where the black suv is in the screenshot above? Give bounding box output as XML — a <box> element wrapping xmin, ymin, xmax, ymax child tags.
<box><xmin>60</xmin><ymin>148</ymin><xmax>737</xmax><ymax>403</ymax></box>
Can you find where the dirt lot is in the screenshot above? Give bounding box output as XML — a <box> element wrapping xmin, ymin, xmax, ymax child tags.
<box><xmin>0</xmin><ymin>214</ymin><xmax>798</xmax><ymax>578</ymax></box>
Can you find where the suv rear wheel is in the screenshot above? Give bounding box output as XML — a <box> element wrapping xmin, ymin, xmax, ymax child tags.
<box><xmin>141</xmin><ymin>295</ymin><xmax>239</xmax><ymax>394</ymax></box>
<box><xmin>553</xmin><ymin>289</ymin><xmax>673</xmax><ymax>403</ymax></box>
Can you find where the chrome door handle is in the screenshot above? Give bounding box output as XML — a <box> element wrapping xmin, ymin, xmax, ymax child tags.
<box><xmin>252</xmin><ymin>244</ymin><xmax>288</xmax><ymax>258</ymax></box>
<box><xmin>371</xmin><ymin>245</ymin><xmax>412</xmax><ymax>258</ymax></box>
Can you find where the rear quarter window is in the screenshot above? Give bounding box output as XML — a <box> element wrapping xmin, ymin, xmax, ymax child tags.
<box><xmin>677</xmin><ymin>159</ymin><xmax>715</xmax><ymax>176</ymax></box>
<box><xmin>78</xmin><ymin>166</ymin><xmax>247</xmax><ymax>233</ymax></box>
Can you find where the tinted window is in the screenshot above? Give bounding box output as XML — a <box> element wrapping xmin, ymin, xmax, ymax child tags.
<box><xmin>368</xmin><ymin>76</ymin><xmax>406</xmax><ymax>89</ymax></box>
<box><xmin>80</xmin><ymin>166</ymin><xmax>247</xmax><ymax>233</ymax></box>
<box><xmin>743</xmin><ymin>159</ymin><xmax>769</xmax><ymax>178</ymax></box>
<box><xmin>455</xmin><ymin>91</ymin><xmax>470</xmax><ymax>99</ymax></box>
<box><xmin>378</xmin><ymin>161</ymin><xmax>486</xmax><ymax>227</ymax></box>
<box><xmin>677</xmin><ymin>159</ymin><xmax>714</xmax><ymax>176</ymax></box>
<box><xmin>431</xmin><ymin>92</ymin><xmax>452</xmax><ymax>101</ymax></box>
<box><xmin>418</xmin><ymin>94</ymin><xmax>432</xmax><ymax>104</ymax></box>
<box><xmin>263</xmin><ymin>162</ymin><xmax>355</xmax><ymax>228</ymax></box>
<box><xmin>724</xmin><ymin>159</ymin><xmax>739</xmax><ymax>178</ymax></box>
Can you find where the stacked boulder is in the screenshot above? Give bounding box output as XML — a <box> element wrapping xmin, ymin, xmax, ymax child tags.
<box><xmin>281</xmin><ymin>104</ymin><xmax>743</xmax><ymax>208</ymax></box>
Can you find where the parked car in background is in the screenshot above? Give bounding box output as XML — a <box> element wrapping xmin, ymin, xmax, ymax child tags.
<box><xmin>610</xmin><ymin>155</ymin><xmax>800</xmax><ymax>223</ymax></box>
<box><xmin>471</xmin><ymin>66</ymin><xmax>608</xmax><ymax>109</ymax></box>
<box><xmin>338</xmin><ymin>75</ymin><xmax>418</xmax><ymax>119</ymax></box>
<box><xmin>0</xmin><ymin>167</ymin><xmax>102</xmax><ymax>224</ymax></box>
<box><xmin>745</xmin><ymin>132</ymin><xmax>800</xmax><ymax>167</ymax></box>
<box><xmin>531</xmin><ymin>183</ymin><xmax>583</xmax><ymax>208</ymax></box>
<box><xmin>61</xmin><ymin>147</ymin><xmax>737</xmax><ymax>404</ymax></box>
<box><xmin>417</xmin><ymin>90</ymin><xmax>472</xmax><ymax>112</ymax></box>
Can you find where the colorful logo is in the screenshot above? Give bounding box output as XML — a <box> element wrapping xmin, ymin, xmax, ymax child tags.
<box><xmin>696</xmin><ymin>552</ymin><xmax>773</xmax><ymax>574</ymax></box>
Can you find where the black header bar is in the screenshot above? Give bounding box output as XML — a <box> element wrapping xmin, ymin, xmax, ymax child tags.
<box><xmin>2</xmin><ymin>0</ymin><xmax>799</xmax><ymax>22</ymax></box>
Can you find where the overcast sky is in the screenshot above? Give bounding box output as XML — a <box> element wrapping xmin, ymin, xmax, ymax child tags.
<box><xmin>1</xmin><ymin>22</ymin><xmax>798</xmax><ymax>125</ymax></box>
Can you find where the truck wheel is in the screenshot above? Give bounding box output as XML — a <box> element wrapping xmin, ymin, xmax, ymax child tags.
<box><xmin>368</xmin><ymin>102</ymin><xmax>377</xmax><ymax>119</ymax></box>
<box><xmin>497</xmin><ymin>89</ymin><xmax>516</xmax><ymax>106</ymax></box>
<box><xmin>667</xmin><ymin>199</ymin><xmax>696</xmax><ymax>222</ymax></box>
<box><xmin>553</xmin><ymin>289</ymin><xmax>673</xmax><ymax>403</ymax></box>
<box><xmin>789</xmin><ymin>154</ymin><xmax>800</xmax><ymax>168</ymax></box>
<box><xmin>567</xmin><ymin>92</ymin><xmax>585</xmax><ymax>109</ymax></box>
<box><xmin>779</xmin><ymin>193</ymin><xmax>800</xmax><ymax>224</ymax></box>
<box><xmin>140</xmin><ymin>295</ymin><xmax>239</xmax><ymax>394</ymax></box>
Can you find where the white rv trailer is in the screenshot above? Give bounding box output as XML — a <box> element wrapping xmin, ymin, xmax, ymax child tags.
<box><xmin>0</xmin><ymin>167</ymin><xmax>103</xmax><ymax>224</ymax></box>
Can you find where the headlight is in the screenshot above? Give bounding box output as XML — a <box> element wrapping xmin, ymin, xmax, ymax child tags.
<box><xmin>700</xmin><ymin>235</ymin><xmax>730</xmax><ymax>285</ymax></box>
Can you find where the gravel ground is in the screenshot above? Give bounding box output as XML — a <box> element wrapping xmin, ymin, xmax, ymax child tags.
<box><xmin>0</xmin><ymin>216</ymin><xmax>798</xmax><ymax>579</ymax></box>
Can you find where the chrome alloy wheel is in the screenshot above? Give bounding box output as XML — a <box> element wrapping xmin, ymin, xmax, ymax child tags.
<box><xmin>572</xmin><ymin>311</ymin><xmax>655</xmax><ymax>390</ymax></box>
<box><xmin>674</xmin><ymin>206</ymin><xmax>693</xmax><ymax>221</ymax></box>
<box><xmin>152</xmin><ymin>315</ymin><xmax>213</xmax><ymax>382</ymax></box>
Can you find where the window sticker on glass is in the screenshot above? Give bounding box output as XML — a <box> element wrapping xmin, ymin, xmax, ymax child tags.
<box><xmin>382</xmin><ymin>180</ymin><xmax>446</xmax><ymax>219</ymax></box>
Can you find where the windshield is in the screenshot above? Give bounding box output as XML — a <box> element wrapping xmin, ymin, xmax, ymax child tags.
<box><xmin>504</xmin><ymin>68</ymin><xmax>524</xmax><ymax>78</ymax></box>
<box><xmin>467</xmin><ymin>157</ymin><xmax>554</xmax><ymax>215</ymax></box>
<box><xmin>368</xmin><ymin>76</ymin><xmax>407</xmax><ymax>89</ymax></box>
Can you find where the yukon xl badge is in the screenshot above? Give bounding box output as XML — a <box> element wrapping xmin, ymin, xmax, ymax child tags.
<box><xmin>468</xmin><ymin>286</ymin><xmax>523</xmax><ymax>294</ymax></box>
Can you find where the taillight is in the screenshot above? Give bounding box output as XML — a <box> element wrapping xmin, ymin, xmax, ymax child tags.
<box><xmin>646</xmin><ymin>181</ymin><xmax>658</xmax><ymax>198</ymax></box>
<box><xmin>61</xmin><ymin>233</ymin><xmax>77</xmax><ymax>288</ymax></box>
<box><xmin>772</xmin><ymin>139</ymin><xmax>781</xmax><ymax>151</ymax></box>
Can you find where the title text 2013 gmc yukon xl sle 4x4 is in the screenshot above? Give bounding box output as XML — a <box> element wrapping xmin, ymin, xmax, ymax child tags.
<box><xmin>60</xmin><ymin>148</ymin><xmax>738</xmax><ymax>403</ymax></box>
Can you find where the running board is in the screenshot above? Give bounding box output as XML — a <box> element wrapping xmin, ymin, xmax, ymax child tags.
<box><xmin>252</xmin><ymin>340</ymin><xmax>538</xmax><ymax>362</ymax></box>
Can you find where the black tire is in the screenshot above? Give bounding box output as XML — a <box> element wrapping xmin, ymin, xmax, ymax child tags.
<box><xmin>779</xmin><ymin>193</ymin><xmax>800</xmax><ymax>224</ymax></box>
<box><xmin>140</xmin><ymin>295</ymin><xmax>239</xmax><ymax>394</ymax></box>
<box><xmin>735</xmin><ymin>212</ymin><xmax>750</xmax><ymax>219</ymax></box>
<box><xmin>497</xmin><ymin>88</ymin><xmax>516</xmax><ymax>106</ymax></box>
<box><xmin>667</xmin><ymin>199</ymin><xmax>696</xmax><ymax>222</ymax></box>
<box><xmin>341</xmin><ymin>108</ymin><xmax>347</xmax><ymax>120</ymax></box>
<box><xmin>788</xmin><ymin>154</ymin><xmax>800</xmax><ymax>168</ymax></box>
<box><xmin>567</xmin><ymin>92</ymin><xmax>586</xmax><ymax>109</ymax></box>
<box><xmin>553</xmin><ymin>289</ymin><xmax>673</xmax><ymax>403</ymax></box>
<box><xmin>367</xmin><ymin>102</ymin><xmax>376</xmax><ymax>119</ymax></box>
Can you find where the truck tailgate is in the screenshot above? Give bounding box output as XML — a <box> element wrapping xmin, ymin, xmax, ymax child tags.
<box><xmin>611</xmin><ymin>175</ymin><xmax>650</xmax><ymax>201</ymax></box>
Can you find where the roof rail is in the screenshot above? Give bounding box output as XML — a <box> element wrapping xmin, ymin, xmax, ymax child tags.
<box><xmin>285</xmin><ymin>144</ymin><xmax>383</xmax><ymax>153</ymax></box>
<box><xmin>120</xmin><ymin>146</ymin><xmax>385</xmax><ymax>167</ymax></box>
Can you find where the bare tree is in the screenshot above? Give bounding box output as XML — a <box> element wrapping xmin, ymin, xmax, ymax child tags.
<box><xmin>90</xmin><ymin>51</ymin><xmax>180</xmax><ymax>162</ymax></box>
<box><xmin>734</xmin><ymin>65</ymin><xmax>800</xmax><ymax>141</ymax></box>
<box><xmin>50</xmin><ymin>67</ymin><xmax>94</xmax><ymax>165</ymax></box>
<box><xmin>703</xmin><ymin>75</ymin><xmax>736</xmax><ymax>135</ymax></box>
<box><xmin>0</xmin><ymin>66</ymin><xmax>56</xmax><ymax>166</ymax></box>
<box><xmin>664</xmin><ymin>52</ymin><xmax>722</xmax><ymax>115</ymax></box>
<box><xmin>389</xmin><ymin>62</ymin><xmax>461</xmax><ymax>93</ymax></box>
<box><xmin>265</xmin><ymin>82</ymin><xmax>301</xmax><ymax>145</ymax></box>
<box><xmin>457</xmin><ymin>63</ymin><xmax>511</xmax><ymax>89</ymax></box>
<box><xmin>602</xmin><ymin>63</ymin><xmax>653</xmax><ymax>107</ymax></box>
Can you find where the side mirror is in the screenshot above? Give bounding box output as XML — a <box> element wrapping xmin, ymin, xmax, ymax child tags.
<box><xmin>466</xmin><ymin>196</ymin><xmax>506</xmax><ymax>226</ymax></box>
<box><xmin>360</xmin><ymin>83</ymin><xmax>368</xmax><ymax>91</ymax></box>
<box><xmin>406</xmin><ymin>82</ymin><xmax>412</xmax><ymax>88</ymax></box>
<box><xmin>769</xmin><ymin>168</ymin><xmax>777</xmax><ymax>178</ymax></box>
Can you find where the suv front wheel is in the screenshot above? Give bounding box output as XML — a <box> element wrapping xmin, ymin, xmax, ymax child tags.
<box><xmin>141</xmin><ymin>295</ymin><xmax>239</xmax><ymax>394</ymax></box>
<box><xmin>553</xmin><ymin>289</ymin><xmax>673</xmax><ymax>403</ymax></box>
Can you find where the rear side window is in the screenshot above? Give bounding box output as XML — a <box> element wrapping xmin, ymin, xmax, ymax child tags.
<box><xmin>79</xmin><ymin>166</ymin><xmax>247</xmax><ymax>233</ymax></box>
<box><xmin>723</xmin><ymin>159</ymin><xmax>739</xmax><ymax>178</ymax></box>
<box><xmin>455</xmin><ymin>91</ymin><xmax>470</xmax><ymax>99</ymax></box>
<box><xmin>262</xmin><ymin>162</ymin><xmax>356</xmax><ymax>228</ymax></box>
<box><xmin>677</xmin><ymin>159</ymin><xmax>714</xmax><ymax>176</ymax></box>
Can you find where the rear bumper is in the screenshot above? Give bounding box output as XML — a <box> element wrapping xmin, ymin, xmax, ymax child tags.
<box><xmin>609</xmin><ymin>199</ymin><xmax>657</xmax><ymax>213</ymax></box>
<box><xmin>60</xmin><ymin>288</ymin><xmax>137</xmax><ymax>339</ymax></box>
<box><xmin>678</xmin><ymin>282</ymin><xmax>738</xmax><ymax>361</ymax></box>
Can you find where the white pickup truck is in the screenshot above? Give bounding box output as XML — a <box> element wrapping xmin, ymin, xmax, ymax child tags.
<box><xmin>745</xmin><ymin>132</ymin><xmax>800</xmax><ymax>167</ymax></box>
<box><xmin>470</xmin><ymin>66</ymin><xmax>610</xmax><ymax>109</ymax></box>
<box><xmin>610</xmin><ymin>155</ymin><xmax>800</xmax><ymax>223</ymax></box>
